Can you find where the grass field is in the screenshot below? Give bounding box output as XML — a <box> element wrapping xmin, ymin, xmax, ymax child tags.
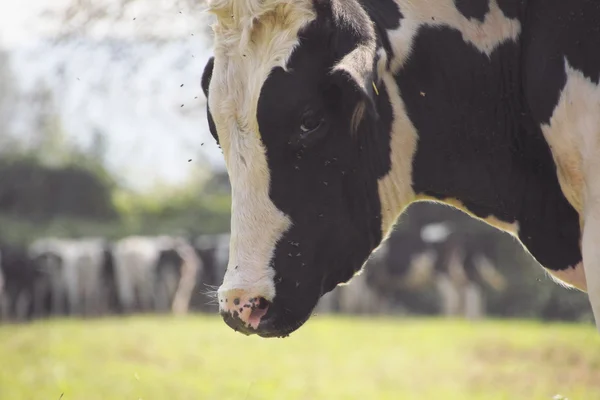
<box><xmin>0</xmin><ymin>315</ymin><xmax>599</xmax><ymax>400</ymax></box>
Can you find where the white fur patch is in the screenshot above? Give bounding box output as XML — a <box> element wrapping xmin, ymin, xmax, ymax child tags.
<box><xmin>539</xmin><ymin>57</ymin><xmax>600</xmax><ymax>326</ymax></box>
<box><xmin>376</xmin><ymin>67</ymin><xmax>418</xmax><ymax>236</ymax></box>
<box><xmin>207</xmin><ymin>1</ymin><xmax>315</xmax><ymax>303</ymax></box>
<box><xmin>547</xmin><ymin>263</ymin><xmax>588</xmax><ymax>292</ymax></box>
<box><xmin>541</xmin><ymin>59</ymin><xmax>600</xmax><ymax>214</ymax></box>
<box><xmin>540</xmin><ymin>58</ymin><xmax>600</xmax><ymax>299</ymax></box>
<box><xmin>386</xmin><ymin>0</ymin><xmax>521</xmax><ymax>73</ymax></box>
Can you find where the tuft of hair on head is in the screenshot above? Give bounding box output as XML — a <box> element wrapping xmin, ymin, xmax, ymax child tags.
<box><xmin>206</xmin><ymin>0</ymin><xmax>315</xmax><ymax>50</ymax></box>
<box><xmin>207</xmin><ymin>0</ymin><xmax>283</xmax><ymax>21</ymax></box>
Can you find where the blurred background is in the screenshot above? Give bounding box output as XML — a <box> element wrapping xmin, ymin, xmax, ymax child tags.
<box><xmin>0</xmin><ymin>1</ymin><xmax>598</xmax><ymax>399</ymax></box>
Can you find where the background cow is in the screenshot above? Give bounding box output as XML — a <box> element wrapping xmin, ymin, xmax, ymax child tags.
<box><xmin>112</xmin><ymin>235</ymin><xmax>201</xmax><ymax>315</ymax></box>
<box><xmin>192</xmin><ymin>233</ymin><xmax>230</xmax><ymax>312</ymax></box>
<box><xmin>315</xmin><ymin>206</ymin><xmax>507</xmax><ymax>319</ymax></box>
<box><xmin>0</xmin><ymin>242</ymin><xmax>39</xmax><ymax>321</ymax></box>
<box><xmin>0</xmin><ymin>249</ymin><xmax>5</xmax><ymax>319</ymax></box>
<box><xmin>29</xmin><ymin>237</ymin><xmax>115</xmax><ymax>317</ymax></box>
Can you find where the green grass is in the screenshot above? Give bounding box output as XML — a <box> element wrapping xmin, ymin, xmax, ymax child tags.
<box><xmin>0</xmin><ymin>315</ymin><xmax>598</xmax><ymax>400</ymax></box>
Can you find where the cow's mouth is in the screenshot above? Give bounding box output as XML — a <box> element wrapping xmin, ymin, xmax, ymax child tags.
<box><xmin>220</xmin><ymin>302</ymin><xmax>311</xmax><ymax>339</ymax></box>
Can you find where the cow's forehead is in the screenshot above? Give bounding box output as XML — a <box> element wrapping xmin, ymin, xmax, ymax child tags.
<box><xmin>207</xmin><ymin>0</ymin><xmax>317</xmax><ymax>142</ymax></box>
<box><xmin>207</xmin><ymin>0</ymin><xmax>316</xmax><ymax>40</ymax></box>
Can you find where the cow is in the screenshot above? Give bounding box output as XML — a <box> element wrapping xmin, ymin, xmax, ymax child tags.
<box><xmin>314</xmin><ymin>245</ymin><xmax>397</xmax><ymax>315</ymax></box>
<box><xmin>112</xmin><ymin>236</ymin><xmax>159</xmax><ymax>313</ymax></box>
<box><xmin>201</xmin><ymin>0</ymin><xmax>600</xmax><ymax>338</ymax></box>
<box><xmin>316</xmin><ymin>218</ymin><xmax>506</xmax><ymax>317</ymax></box>
<box><xmin>0</xmin><ymin>242</ymin><xmax>40</xmax><ymax>321</ymax></box>
<box><xmin>192</xmin><ymin>233</ymin><xmax>230</xmax><ymax>312</ymax></box>
<box><xmin>0</xmin><ymin>249</ymin><xmax>5</xmax><ymax>320</ymax></box>
<box><xmin>165</xmin><ymin>238</ymin><xmax>203</xmax><ymax>315</ymax></box>
<box><xmin>324</xmin><ymin>229</ymin><xmax>438</xmax><ymax>315</ymax></box>
<box><xmin>422</xmin><ymin>222</ymin><xmax>507</xmax><ymax>319</ymax></box>
<box><xmin>112</xmin><ymin>236</ymin><xmax>201</xmax><ymax>315</ymax></box>
<box><xmin>29</xmin><ymin>237</ymin><xmax>117</xmax><ymax>317</ymax></box>
<box><xmin>28</xmin><ymin>242</ymin><xmax>68</xmax><ymax>317</ymax></box>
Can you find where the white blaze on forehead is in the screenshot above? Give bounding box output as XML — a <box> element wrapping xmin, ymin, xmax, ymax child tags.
<box><xmin>207</xmin><ymin>0</ymin><xmax>316</xmax><ymax>300</ymax></box>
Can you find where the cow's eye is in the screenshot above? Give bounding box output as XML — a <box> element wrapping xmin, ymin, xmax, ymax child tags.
<box><xmin>289</xmin><ymin>109</ymin><xmax>327</xmax><ymax>149</ymax></box>
<box><xmin>300</xmin><ymin>110</ymin><xmax>324</xmax><ymax>134</ymax></box>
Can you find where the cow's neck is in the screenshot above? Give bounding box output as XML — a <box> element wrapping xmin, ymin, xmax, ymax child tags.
<box><xmin>373</xmin><ymin>0</ymin><xmax>582</xmax><ymax>272</ymax></box>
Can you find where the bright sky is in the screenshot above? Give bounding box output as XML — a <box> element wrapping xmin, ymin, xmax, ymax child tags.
<box><xmin>0</xmin><ymin>0</ymin><xmax>212</xmax><ymax>46</ymax></box>
<box><xmin>0</xmin><ymin>1</ymin><xmax>224</xmax><ymax>192</ymax></box>
<box><xmin>0</xmin><ymin>0</ymin><xmax>69</xmax><ymax>48</ymax></box>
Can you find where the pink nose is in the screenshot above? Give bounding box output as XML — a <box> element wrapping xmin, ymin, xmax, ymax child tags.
<box><xmin>218</xmin><ymin>289</ymin><xmax>271</xmax><ymax>330</ymax></box>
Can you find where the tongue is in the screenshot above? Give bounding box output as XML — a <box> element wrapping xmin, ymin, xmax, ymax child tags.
<box><xmin>248</xmin><ymin>305</ymin><xmax>269</xmax><ymax>329</ymax></box>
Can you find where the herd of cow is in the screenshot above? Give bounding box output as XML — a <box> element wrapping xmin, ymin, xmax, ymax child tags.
<box><xmin>0</xmin><ymin>234</ymin><xmax>231</xmax><ymax>322</ymax></box>
<box><xmin>0</xmin><ymin>205</ymin><xmax>507</xmax><ymax>323</ymax></box>
<box><xmin>317</xmin><ymin>205</ymin><xmax>508</xmax><ymax>320</ymax></box>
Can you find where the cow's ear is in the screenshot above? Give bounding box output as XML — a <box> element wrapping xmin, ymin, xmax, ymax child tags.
<box><xmin>325</xmin><ymin>0</ymin><xmax>379</xmax><ymax>131</ymax></box>
<box><xmin>201</xmin><ymin>56</ymin><xmax>219</xmax><ymax>146</ymax></box>
<box><xmin>330</xmin><ymin>45</ymin><xmax>378</xmax><ymax>121</ymax></box>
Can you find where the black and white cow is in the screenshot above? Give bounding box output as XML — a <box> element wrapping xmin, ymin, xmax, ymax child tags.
<box><xmin>192</xmin><ymin>233</ymin><xmax>230</xmax><ymax>312</ymax></box>
<box><xmin>0</xmin><ymin>249</ymin><xmax>5</xmax><ymax>320</ymax></box>
<box><xmin>112</xmin><ymin>235</ymin><xmax>201</xmax><ymax>315</ymax></box>
<box><xmin>201</xmin><ymin>0</ymin><xmax>600</xmax><ymax>337</ymax></box>
<box><xmin>316</xmin><ymin>218</ymin><xmax>506</xmax><ymax>317</ymax></box>
<box><xmin>28</xmin><ymin>237</ymin><xmax>118</xmax><ymax>317</ymax></box>
<box><xmin>0</xmin><ymin>243</ymin><xmax>40</xmax><ymax>321</ymax></box>
<box><xmin>421</xmin><ymin>222</ymin><xmax>507</xmax><ymax>319</ymax></box>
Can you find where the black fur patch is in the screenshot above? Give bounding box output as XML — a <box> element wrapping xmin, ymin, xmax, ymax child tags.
<box><xmin>496</xmin><ymin>0</ymin><xmax>525</xmax><ymax>19</ymax></box>
<box><xmin>398</xmin><ymin>25</ymin><xmax>581</xmax><ymax>271</ymax></box>
<box><xmin>523</xmin><ymin>0</ymin><xmax>600</xmax><ymax>125</ymax></box>
<box><xmin>454</xmin><ymin>0</ymin><xmax>490</xmax><ymax>22</ymax></box>
<box><xmin>201</xmin><ymin>57</ymin><xmax>219</xmax><ymax>145</ymax></box>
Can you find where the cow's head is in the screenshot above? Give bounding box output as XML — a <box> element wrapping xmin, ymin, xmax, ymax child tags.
<box><xmin>202</xmin><ymin>0</ymin><xmax>410</xmax><ymax>338</ymax></box>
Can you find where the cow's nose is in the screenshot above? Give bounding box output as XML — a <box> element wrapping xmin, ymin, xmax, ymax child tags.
<box><xmin>218</xmin><ymin>289</ymin><xmax>271</xmax><ymax>333</ymax></box>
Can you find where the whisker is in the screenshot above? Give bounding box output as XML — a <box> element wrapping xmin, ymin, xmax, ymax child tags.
<box><xmin>202</xmin><ymin>284</ymin><xmax>220</xmax><ymax>290</ymax></box>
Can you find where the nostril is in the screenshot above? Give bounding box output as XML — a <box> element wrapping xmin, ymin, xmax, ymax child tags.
<box><xmin>257</xmin><ymin>297</ymin><xmax>269</xmax><ymax>310</ymax></box>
